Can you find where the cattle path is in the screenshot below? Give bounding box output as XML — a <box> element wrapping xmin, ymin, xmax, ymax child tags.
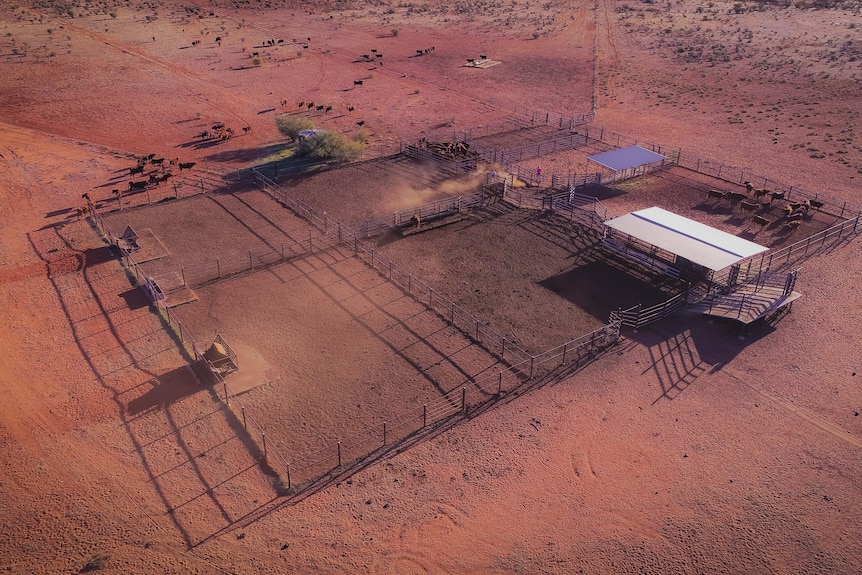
<box><xmin>726</xmin><ymin>368</ymin><xmax>862</xmax><ymax>449</ymax></box>
<box><xmin>41</xmin><ymin>16</ymin><xmax>252</xmax><ymax>128</ymax></box>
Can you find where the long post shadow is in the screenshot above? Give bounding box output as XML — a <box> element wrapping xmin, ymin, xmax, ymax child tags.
<box><xmin>191</xmin><ymin>330</ymin><xmax>628</xmax><ymax>548</ymax></box>
<box><xmin>27</xmin><ymin>227</ymin><xmax>256</xmax><ymax>548</ymax></box>
<box><xmin>276</xmin><ymin>244</ymin><xmax>496</xmax><ymax>403</ymax></box>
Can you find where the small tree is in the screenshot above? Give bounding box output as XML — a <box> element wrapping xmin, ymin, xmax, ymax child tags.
<box><xmin>391</xmin><ymin>28</ymin><xmax>399</xmax><ymax>37</ymax></box>
<box><xmin>297</xmin><ymin>131</ymin><xmax>363</xmax><ymax>162</ymax></box>
<box><xmin>275</xmin><ymin>115</ymin><xmax>315</xmax><ymax>140</ymax></box>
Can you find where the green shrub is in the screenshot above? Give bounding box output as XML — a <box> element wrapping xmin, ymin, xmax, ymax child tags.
<box><xmin>297</xmin><ymin>131</ymin><xmax>363</xmax><ymax>162</ymax></box>
<box><xmin>275</xmin><ymin>115</ymin><xmax>315</xmax><ymax>140</ymax></box>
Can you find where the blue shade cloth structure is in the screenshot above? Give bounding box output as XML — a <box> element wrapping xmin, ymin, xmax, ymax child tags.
<box><xmin>588</xmin><ymin>145</ymin><xmax>666</xmax><ymax>172</ymax></box>
<box><xmin>604</xmin><ymin>207</ymin><xmax>768</xmax><ymax>271</ymax></box>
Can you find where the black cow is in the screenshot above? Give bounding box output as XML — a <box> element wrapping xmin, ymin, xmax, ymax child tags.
<box><xmin>129</xmin><ymin>165</ymin><xmax>145</xmax><ymax>176</ymax></box>
<box><xmin>178</xmin><ymin>162</ymin><xmax>196</xmax><ymax>171</ymax></box>
<box><xmin>354</xmin><ymin>80</ymin><xmax>363</xmax><ymax>86</ymax></box>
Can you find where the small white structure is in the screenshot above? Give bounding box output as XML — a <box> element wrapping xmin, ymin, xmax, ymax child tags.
<box><xmin>297</xmin><ymin>129</ymin><xmax>326</xmax><ymax>141</ymax></box>
<box><xmin>604</xmin><ymin>207</ymin><xmax>768</xmax><ymax>273</ymax></box>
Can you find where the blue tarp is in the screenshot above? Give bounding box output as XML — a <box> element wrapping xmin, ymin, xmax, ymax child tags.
<box><xmin>588</xmin><ymin>145</ymin><xmax>666</xmax><ymax>172</ymax></box>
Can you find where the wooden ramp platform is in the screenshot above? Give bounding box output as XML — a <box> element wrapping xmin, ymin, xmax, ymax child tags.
<box><xmin>149</xmin><ymin>271</ymin><xmax>198</xmax><ymax>307</ymax></box>
<box><xmin>130</xmin><ymin>228</ymin><xmax>170</xmax><ymax>263</ymax></box>
<box><xmin>689</xmin><ymin>285</ymin><xmax>802</xmax><ymax>324</ymax></box>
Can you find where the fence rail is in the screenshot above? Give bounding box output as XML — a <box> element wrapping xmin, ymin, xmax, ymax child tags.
<box><xmin>268</xmin><ymin>315</ymin><xmax>620</xmax><ymax>490</ymax></box>
<box><xmin>248</xmin><ymin>165</ymin><xmax>623</xmax><ymax>491</ymax></box>
<box><xmin>350</xmin><ymin>241</ymin><xmax>533</xmax><ymax>368</ymax></box>
<box><xmin>84</xmin><ymin>111</ymin><xmax>862</xmax><ymax>496</ymax></box>
<box><xmin>154</xmin><ymin>233</ymin><xmax>327</xmax><ymax>290</ymax></box>
<box><xmin>613</xmin><ymin>293</ymin><xmax>689</xmax><ymax>329</ymax></box>
<box><xmin>674</xmin><ymin>153</ymin><xmax>858</xmax><ymax>218</ymax></box>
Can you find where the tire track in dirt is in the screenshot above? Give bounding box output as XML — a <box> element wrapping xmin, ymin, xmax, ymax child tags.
<box><xmin>570</xmin><ymin>450</ymin><xmax>597</xmax><ymax>480</ymax></box>
<box><xmin>593</xmin><ymin>0</ymin><xmax>618</xmax><ymax>112</ymax></box>
<box><xmin>727</xmin><ymin>369</ymin><xmax>862</xmax><ymax>449</ymax></box>
<box><xmin>375</xmin><ymin>501</ymin><xmax>466</xmax><ymax>574</ymax></box>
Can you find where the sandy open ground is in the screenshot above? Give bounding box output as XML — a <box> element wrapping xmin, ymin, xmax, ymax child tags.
<box><xmin>1</xmin><ymin>0</ymin><xmax>861</xmax><ymax>573</ymax></box>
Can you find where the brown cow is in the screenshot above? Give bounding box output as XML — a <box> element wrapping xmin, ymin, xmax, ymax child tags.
<box><xmin>752</xmin><ymin>215</ymin><xmax>770</xmax><ymax>229</ymax></box>
<box><xmin>738</xmin><ymin>199</ymin><xmax>760</xmax><ymax>214</ymax></box>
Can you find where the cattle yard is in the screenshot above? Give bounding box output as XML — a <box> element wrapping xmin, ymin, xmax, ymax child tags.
<box><xmin>94</xmin><ymin>117</ymin><xmax>860</xmax><ymax>491</ymax></box>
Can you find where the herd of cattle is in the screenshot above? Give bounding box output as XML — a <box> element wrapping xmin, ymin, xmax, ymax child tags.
<box><xmin>291</xmin><ymin>101</ymin><xmax>334</xmax><ymax>113</ymax></box>
<box><xmin>706</xmin><ymin>181</ymin><xmax>824</xmax><ymax>232</ymax></box>
<box><xmin>415</xmin><ymin>138</ymin><xmax>480</xmax><ymax>159</ymax></box>
<box><xmin>195</xmin><ymin>122</ymin><xmax>251</xmax><ymax>142</ymax></box>
<box><xmin>126</xmin><ymin>153</ymin><xmax>196</xmax><ymax>191</ymax></box>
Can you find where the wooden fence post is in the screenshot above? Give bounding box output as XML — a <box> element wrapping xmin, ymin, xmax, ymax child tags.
<box><xmin>501</xmin><ymin>337</ymin><xmax>506</xmax><ymax>359</ymax></box>
<box><xmin>497</xmin><ymin>372</ymin><xmax>503</xmax><ymax>396</ymax></box>
<box><xmin>286</xmin><ymin>463</ymin><xmax>291</xmax><ymax>489</ymax></box>
<box><xmin>223</xmin><ymin>381</ymin><xmax>229</xmax><ymax>405</ymax></box>
<box><xmin>262</xmin><ymin>433</ymin><xmax>268</xmax><ymax>461</ymax></box>
<box><xmin>383</xmin><ymin>421</ymin><xmax>387</xmax><ymax>445</ymax></box>
<box><xmin>337</xmin><ymin>441</ymin><xmax>342</xmax><ymax>467</ymax></box>
<box><xmin>462</xmin><ymin>387</ymin><xmax>467</xmax><ymax>414</ymax></box>
<box><xmin>216</xmin><ymin>258</ymin><xmax>221</xmax><ymax>278</ymax></box>
<box><xmin>423</xmin><ymin>404</ymin><xmax>427</xmax><ymax>428</ymax></box>
<box><xmin>241</xmin><ymin>406</ymin><xmax>247</xmax><ymax>429</ymax></box>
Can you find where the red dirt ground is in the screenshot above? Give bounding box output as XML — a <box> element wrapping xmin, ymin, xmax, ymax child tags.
<box><xmin>2</xmin><ymin>0</ymin><xmax>861</xmax><ymax>573</ymax></box>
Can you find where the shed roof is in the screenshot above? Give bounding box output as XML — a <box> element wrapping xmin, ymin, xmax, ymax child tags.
<box><xmin>588</xmin><ymin>145</ymin><xmax>666</xmax><ymax>172</ymax></box>
<box><xmin>604</xmin><ymin>207</ymin><xmax>768</xmax><ymax>271</ymax></box>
